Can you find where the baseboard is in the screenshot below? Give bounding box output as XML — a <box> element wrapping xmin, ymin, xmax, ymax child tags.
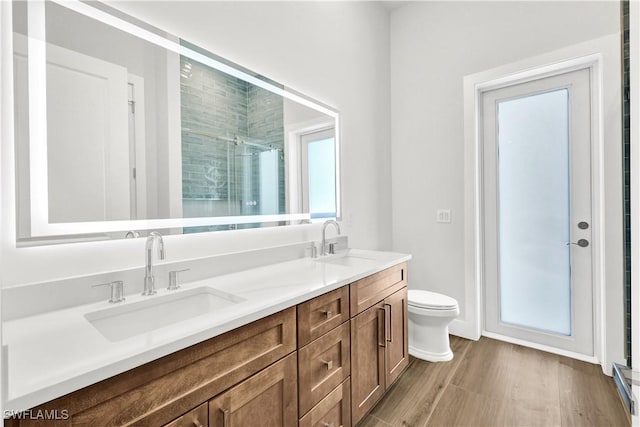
<box><xmin>482</xmin><ymin>331</ymin><xmax>599</xmax><ymax>365</ymax></box>
<box><xmin>449</xmin><ymin>318</ymin><xmax>480</xmax><ymax>341</ymax></box>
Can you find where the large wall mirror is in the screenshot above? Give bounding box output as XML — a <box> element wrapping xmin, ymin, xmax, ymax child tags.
<box><xmin>11</xmin><ymin>0</ymin><xmax>340</xmax><ymax>243</ymax></box>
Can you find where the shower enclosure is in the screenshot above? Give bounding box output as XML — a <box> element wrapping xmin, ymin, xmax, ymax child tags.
<box><xmin>180</xmin><ymin>55</ymin><xmax>285</xmax><ymax>232</ymax></box>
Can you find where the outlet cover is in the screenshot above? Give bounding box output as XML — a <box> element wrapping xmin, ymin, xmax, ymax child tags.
<box><xmin>437</xmin><ymin>209</ymin><xmax>451</xmax><ymax>223</ymax></box>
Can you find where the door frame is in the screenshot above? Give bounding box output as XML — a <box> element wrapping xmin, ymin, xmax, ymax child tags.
<box><xmin>462</xmin><ymin>34</ymin><xmax>623</xmax><ymax>374</ymax></box>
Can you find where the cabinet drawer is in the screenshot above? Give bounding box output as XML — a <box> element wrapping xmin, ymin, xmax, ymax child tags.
<box><xmin>350</xmin><ymin>263</ymin><xmax>407</xmax><ymax>316</ymax></box>
<box><xmin>163</xmin><ymin>403</ymin><xmax>208</xmax><ymax>427</ymax></box>
<box><xmin>298</xmin><ymin>286</ymin><xmax>350</xmax><ymax>347</ymax></box>
<box><xmin>298</xmin><ymin>322</ymin><xmax>351</xmax><ymax>416</ymax></box>
<box><xmin>12</xmin><ymin>308</ymin><xmax>296</xmax><ymax>426</ymax></box>
<box><xmin>299</xmin><ymin>378</ymin><xmax>351</xmax><ymax>427</ymax></box>
<box><xmin>209</xmin><ymin>352</ymin><xmax>298</xmax><ymax>427</ymax></box>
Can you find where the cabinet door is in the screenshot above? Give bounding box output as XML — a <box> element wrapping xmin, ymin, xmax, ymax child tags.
<box><xmin>209</xmin><ymin>353</ymin><xmax>297</xmax><ymax>427</ymax></box>
<box><xmin>350</xmin><ymin>303</ymin><xmax>385</xmax><ymax>425</ymax></box>
<box><xmin>384</xmin><ymin>287</ymin><xmax>409</xmax><ymax>387</ymax></box>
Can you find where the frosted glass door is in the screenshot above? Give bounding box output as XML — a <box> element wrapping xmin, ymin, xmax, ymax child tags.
<box><xmin>482</xmin><ymin>68</ymin><xmax>594</xmax><ymax>356</ymax></box>
<box><xmin>498</xmin><ymin>90</ymin><xmax>571</xmax><ymax>335</ymax></box>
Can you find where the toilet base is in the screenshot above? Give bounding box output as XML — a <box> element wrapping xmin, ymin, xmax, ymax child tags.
<box><xmin>409</xmin><ymin>345</ymin><xmax>454</xmax><ymax>362</ymax></box>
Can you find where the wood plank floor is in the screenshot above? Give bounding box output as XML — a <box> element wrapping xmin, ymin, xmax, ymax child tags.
<box><xmin>358</xmin><ymin>336</ymin><xmax>629</xmax><ymax>427</ymax></box>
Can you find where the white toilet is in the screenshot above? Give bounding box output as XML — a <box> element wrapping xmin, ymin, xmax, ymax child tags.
<box><xmin>408</xmin><ymin>289</ymin><xmax>459</xmax><ymax>362</ymax></box>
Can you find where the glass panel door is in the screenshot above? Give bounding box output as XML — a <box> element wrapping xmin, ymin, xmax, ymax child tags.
<box><xmin>497</xmin><ymin>89</ymin><xmax>571</xmax><ymax>335</ymax></box>
<box><xmin>482</xmin><ymin>68</ymin><xmax>594</xmax><ymax>356</ymax></box>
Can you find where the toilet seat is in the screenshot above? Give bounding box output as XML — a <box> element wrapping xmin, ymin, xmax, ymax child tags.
<box><xmin>408</xmin><ymin>289</ymin><xmax>458</xmax><ymax>310</ymax></box>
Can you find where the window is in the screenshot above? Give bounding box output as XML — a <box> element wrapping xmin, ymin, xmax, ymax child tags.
<box><xmin>300</xmin><ymin>128</ymin><xmax>336</xmax><ymax>219</ymax></box>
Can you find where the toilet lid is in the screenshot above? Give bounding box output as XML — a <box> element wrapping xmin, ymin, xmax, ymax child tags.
<box><xmin>408</xmin><ymin>289</ymin><xmax>458</xmax><ymax>310</ymax></box>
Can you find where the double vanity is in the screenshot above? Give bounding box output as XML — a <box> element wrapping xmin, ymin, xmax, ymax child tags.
<box><xmin>3</xmin><ymin>248</ymin><xmax>411</xmax><ymax>426</ymax></box>
<box><xmin>4</xmin><ymin>2</ymin><xmax>410</xmax><ymax>424</ymax></box>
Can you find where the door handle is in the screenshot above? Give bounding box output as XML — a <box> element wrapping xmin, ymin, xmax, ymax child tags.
<box><xmin>384</xmin><ymin>303</ymin><xmax>393</xmax><ymax>343</ymax></box>
<box><xmin>221</xmin><ymin>408</ymin><xmax>230</xmax><ymax>427</ymax></box>
<box><xmin>567</xmin><ymin>239</ymin><xmax>589</xmax><ymax>247</ymax></box>
<box><xmin>377</xmin><ymin>307</ymin><xmax>386</xmax><ymax>347</ymax></box>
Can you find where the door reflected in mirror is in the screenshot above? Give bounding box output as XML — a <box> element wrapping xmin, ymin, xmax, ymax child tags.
<box><xmin>12</xmin><ymin>0</ymin><xmax>340</xmax><ymax>242</ymax></box>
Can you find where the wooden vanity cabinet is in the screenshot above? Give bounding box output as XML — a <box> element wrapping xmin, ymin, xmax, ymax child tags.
<box><xmin>6</xmin><ymin>308</ymin><xmax>296</xmax><ymax>427</ymax></box>
<box><xmin>350</xmin><ymin>264</ymin><xmax>409</xmax><ymax>425</ymax></box>
<box><xmin>6</xmin><ymin>262</ymin><xmax>409</xmax><ymax>427</ymax></box>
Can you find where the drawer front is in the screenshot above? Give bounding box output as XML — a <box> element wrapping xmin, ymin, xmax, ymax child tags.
<box><xmin>298</xmin><ymin>286</ymin><xmax>350</xmax><ymax>347</ymax></box>
<box><xmin>350</xmin><ymin>263</ymin><xmax>407</xmax><ymax>316</ymax></box>
<box><xmin>163</xmin><ymin>403</ymin><xmax>208</xmax><ymax>427</ymax></box>
<box><xmin>298</xmin><ymin>322</ymin><xmax>351</xmax><ymax>416</ymax></box>
<box><xmin>13</xmin><ymin>308</ymin><xmax>296</xmax><ymax>427</ymax></box>
<box><xmin>299</xmin><ymin>378</ymin><xmax>351</xmax><ymax>427</ymax></box>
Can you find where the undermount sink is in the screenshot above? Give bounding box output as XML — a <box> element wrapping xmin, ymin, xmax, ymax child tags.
<box><xmin>315</xmin><ymin>252</ymin><xmax>377</xmax><ymax>267</ymax></box>
<box><xmin>85</xmin><ymin>287</ymin><xmax>245</xmax><ymax>342</ymax></box>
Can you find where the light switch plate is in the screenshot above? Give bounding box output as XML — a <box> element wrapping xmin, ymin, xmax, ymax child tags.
<box><xmin>437</xmin><ymin>209</ymin><xmax>451</xmax><ymax>223</ymax></box>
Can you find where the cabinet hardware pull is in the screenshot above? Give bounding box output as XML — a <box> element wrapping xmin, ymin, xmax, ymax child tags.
<box><xmin>385</xmin><ymin>303</ymin><xmax>393</xmax><ymax>343</ymax></box>
<box><xmin>377</xmin><ymin>307</ymin><xmax>386</xmax><ymax>347</ymax></box>
<box><xmin>221</xmin><ymin>408</ymin><xmax>230</xmax><ymax>427</ymax></box>
<box><xmin>321</xmin><ymin>359</ymin><xmax>334</xmax><ymax>370</ymax></box>
<box><xmin>322</xmin><ymin>309</ymin><xmax>333</xmax><ymax>319</ymax></box>
<box><xmin>192</xmin><ymin>419</ymin><xmax>204</xmax><ymax>427</ymax></box>
<box><xmin>322</xmin><ymin>423</ymin><xmax>335</xmax><ymax>427</ymax></box>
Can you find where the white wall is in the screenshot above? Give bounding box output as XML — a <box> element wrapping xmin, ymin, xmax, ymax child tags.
<box><xmin>0</xmin><ymin>1</ymin><xmax>391</xmax><ymax>287</ymax></box>
<box><xmin>390</xmin><ymin>1</ymin><xmax>622</xmax><ymax>365</ymax></box>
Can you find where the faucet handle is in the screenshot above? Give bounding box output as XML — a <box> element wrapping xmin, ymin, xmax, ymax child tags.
<box><xmin>168</xmin><ymin>269</ymin><xmax>189</xmax><ymax>290</ymax></box>
<box><xmin>308</xmin><ymin>242</ymin><xmax>318</xmax><ymax>259</ymax></box>
<box><xmin>93</xmin><ymin>281</ymin><xmax>125</xmax><ymax>303</ymax></box>
<box><xmin>328</xmin><ymin>242</ymin><xmax>336</xmax><ymax>255</ymax></box>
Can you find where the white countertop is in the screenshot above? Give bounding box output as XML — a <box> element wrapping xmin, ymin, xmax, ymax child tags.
<box><xmin>3</xmin><ymin>249</ymin><xmax>411</xmax><ymax>411</ymax></box>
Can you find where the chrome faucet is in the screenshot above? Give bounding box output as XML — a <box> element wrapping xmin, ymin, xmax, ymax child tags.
<box><xmin>143</xmin><ymin>232</ymin><xmax>165</xmax><ymax>296</ymax></box>
<box><xmin>321</xmin><ymin>220</ymin><xmax>341</xmax><ymax>256</ymax></box>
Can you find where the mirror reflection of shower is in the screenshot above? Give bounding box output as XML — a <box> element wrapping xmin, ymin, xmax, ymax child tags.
<box><xmin>181</xmin><ymin>128</ymin><xmax>283</xmax><ymax>223</ymax></box>
<box><xmin>180</xmin><ymin>55</ymin><xmax>285</xmax><ymax>231</ymax></box>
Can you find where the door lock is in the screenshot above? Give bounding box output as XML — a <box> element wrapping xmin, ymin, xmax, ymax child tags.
<box><xmin>577</xmin><ymin>221</ymin><xmax>589</xmax><ymax>230</ymax></box>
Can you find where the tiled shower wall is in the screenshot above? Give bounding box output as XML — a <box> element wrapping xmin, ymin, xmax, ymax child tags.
<box><xmin>180</xmin><ymin>56</ymin><xmax>284</xmax><ymax>228</ymax></box>
<box><xmin>622</xmin><ymin>0</ymin><xmax>631</xmax><ymax>366</ymax></box>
